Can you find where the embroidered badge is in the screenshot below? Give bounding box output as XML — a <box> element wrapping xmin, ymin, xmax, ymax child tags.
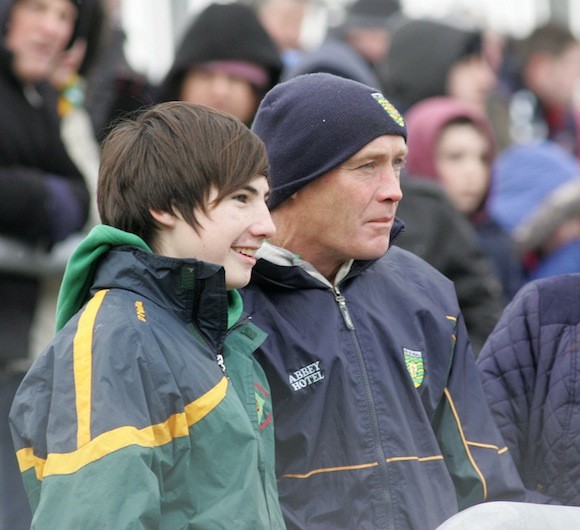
<box><xmin>371</xmin><ymin>92</ymin><xmax>405</xmax><ymax>127</ymax></box>
<box><xmin>254</xmin><ymin>382</ymin><xmax>272</xmax><ymax>430</ymax></box>
<box><xmin>403</xmin><ymin>348</ymin><xmax>424</xmax><ymax>388</ymax></box>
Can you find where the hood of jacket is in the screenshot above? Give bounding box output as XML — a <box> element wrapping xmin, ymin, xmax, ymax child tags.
<box><xmin>281</xmin><ymin>38</ymin><xmax>382</xmax><ymax>88</ymax></box>
<box><xmin>378</xmin><ymin>18</ymin><xmax>481</xmax><ymax>112</ymax></box>
<box><xmin>55</xmin><ymin>224</ymin><xmax>243</xmax><ymax>334</ymax></box>
<box><xmin>158</xmin><ymin>2</ymin><xmax>282</xmax><ymax>102</ymax></box>
<box><xmin>404</xmin><ymin>96</ymin><xmax>497</xmax><ymax>218</ymax></box>
<box><xmin>489</xmin><ymin>140</ymin><xmax>580</xmax><ymax>235</ymax></box>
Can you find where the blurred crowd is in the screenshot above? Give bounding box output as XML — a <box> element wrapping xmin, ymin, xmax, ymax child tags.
<box><xmin>1</xmin><ymin>0</ymin><xmax>580</xmax><ymax>528</ymax></box>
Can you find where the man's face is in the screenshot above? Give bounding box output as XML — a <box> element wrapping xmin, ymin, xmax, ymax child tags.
<box><xmin>5</xmin><ymin>0</ymin><xmax>77</xmax><ymax>83</ymax></box>
<box><xmin>153</xmin><ymin>176</ymin><xmax>276</xmax><ymax>290</ymax></box>
<box><xmin>282</xmin><ymin>135</ymin><xmax>406</xmax><ymax>279</ymax></box>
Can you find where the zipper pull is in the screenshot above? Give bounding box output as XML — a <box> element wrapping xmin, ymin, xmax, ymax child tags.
<box><xmin>216</xmin><ymin>353</ymin><xmax>227</xmax><ymax>373</ymax></box>
<box><xmin>334</xmin><ymin>287</ymin><xmax>355</xmax><ymax>330</ymax></box>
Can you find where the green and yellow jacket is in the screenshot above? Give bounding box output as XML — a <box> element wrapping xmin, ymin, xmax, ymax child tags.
<box><xmin>9</xmin><ymin>225</ymin><xmax>285</xmax><ymax>529</ymax></box>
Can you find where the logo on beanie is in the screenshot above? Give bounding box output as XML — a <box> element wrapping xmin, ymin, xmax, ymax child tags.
<box><xmin>371</xmin><ymin>93</ymin><xmax>405</xmax><ymax>128</ymax></box>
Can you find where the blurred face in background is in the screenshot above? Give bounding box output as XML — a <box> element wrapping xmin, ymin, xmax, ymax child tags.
<box><xmin>180</xmin><ymin>67</ymin><xmax>259</xmax><ymax>124</ymax></box>
<box><xmin>435</xmin><ymin>121</ymin><xmax>490</xmax><ymax>215</ymax></box>
<box><xmin>446</xmin><ymin>55</ymin><xmax>496</xmax><ymax>111</ymax></box>
<box><xmin>538</xmin><ymin>43</ymin><xmax>580</xmax><ymax>107</ymax></box>
<box><xmin>347</xmin><ymin>26</ymin><xmax>390</xmax><ymax>65</ymax></box>
<box><xmin>259</xmin><ymin>0</ymin><xmax>307</xmax><ymax>52</ymax></box>
<box><xmin>6</xmin><ymin>0</ymin><xmax>77</xmax><ymax>83</ymax></box>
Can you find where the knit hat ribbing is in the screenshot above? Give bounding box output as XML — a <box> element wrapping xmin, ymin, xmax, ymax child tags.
<box><xmin>251</xmin><ymin>73</ymin><xmax>407</xmax><ymax>210</ymax></box>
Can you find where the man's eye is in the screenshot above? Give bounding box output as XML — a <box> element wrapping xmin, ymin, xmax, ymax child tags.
<box><xmin>357</xmin><ymin>162</ymin><xmax>375</xmax><ymax>170</ymax></box>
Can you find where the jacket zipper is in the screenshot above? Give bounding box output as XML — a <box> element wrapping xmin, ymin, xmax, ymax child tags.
<box><xmin>333</xmin><ymin>285</ymin><xmax>395</xmax><ymax>529</ymax></box>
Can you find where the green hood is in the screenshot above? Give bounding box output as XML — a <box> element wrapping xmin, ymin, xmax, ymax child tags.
<box><xmin>55</xmin><ymin>225</ymin><xmax>243</xmax><ymax>332</ymax></box>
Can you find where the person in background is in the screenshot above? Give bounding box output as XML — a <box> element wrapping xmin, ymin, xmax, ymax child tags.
<box><xmin>82</xmin><ymin>0</ymin><xmax>156</xmax><ymax>142</ymax></box>
<box><xmin>9</xmin><ymin>101</ymin><xmax>285</xmax><ymax>528</ymax></box>
<box><xmin>489</xmin><ymin>140</ymin><xmax>580</xmax><ymax>280</ymax></box>
<box><xmin>279</xmin><ymin>0</ymin><xmax>387</xmax><ymax>89</ymax></box>
<box><xmin>403</xmin><ymin>96</ymin><xmax>525</xmax><ymax>302</ymax></box>
<box><xmin>489</xmin><ymin>23</ymin><xmax>580</xmax><ymax>156</ymax></box>
<box><xmin>477</xmin><ymin>273</ymin><xmax>580</xmax><ymax>506</ymax></box>
<box><xmin>156</xmin><ymin>2</ymin><xmax>282</xmax><ymax>127</ymax></box>
<box><xmin>257</xmin><ymin>0</ymin><xmax>309</xmax><ymax>69</ymax></box>
<box><xmin>334</xmin><ymin>0</ymin><xmax>402</xmax><ymax>70</ymax></box>
<box><xmin>379</xmin><ymin>17</ymin><xmax>496</xmax><ymax>114</ymax></box>
<box><xmin>0</xmin><ymin>1</ymin><xmax>91</xmax><ymax>528</ymax></box>
<box><xmin>242</xmin><ymin>72</ymin><xmax>525</xmax><ymax>530</ymax></box>
<box><xmin>23</xmin><ymin>0</ymin><xmax>106</xmax><ymax>378</ymax></box>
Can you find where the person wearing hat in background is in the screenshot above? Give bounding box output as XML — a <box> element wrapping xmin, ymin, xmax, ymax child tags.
<box><xmin>289</xmin><ymin>0</ymin><xmax>403</xmax><ymax>89</ymax></box>
<box><xmin>0</xmin><ymin>0</ymin><xmax>91</xmax><ymax>528</ymax></box>
<box><xmin>156</xmin><ymin>2</ymin><xmax>282</xmax><ymax>127</ymax></box>
<box><xmin>241</xmin><ymin>72</ymin><xmax>526</xmax><ymax>530</ymax></box>
<box><xmin>378</xmin><ymin>17</ymin><xmax>496</xmax><ymax>114</ymax></box>
<box><xmin>336</xmin><ymin>0</ymin><xmax>403</xmax><ymax>70</ymax></box>
<box><xmin>402</xmin><ymin>96</ymin><xmax>526</xmax><ymax>304</ymax></box>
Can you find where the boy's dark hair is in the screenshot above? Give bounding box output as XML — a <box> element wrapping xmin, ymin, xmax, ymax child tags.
<box><xmin>98</xmin><ymin>101</ymin><xmax>269</xmax><ymax>245</ymax></box>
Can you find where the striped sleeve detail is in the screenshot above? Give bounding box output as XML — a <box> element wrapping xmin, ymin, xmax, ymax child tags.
<box><xmin>16</xmin><ymin>288</ymin><xmax>230</xmax><ymax>482</ymax></box>
<box><xmin>74</xmin><ymin>289</ymin><xmax>108</xmax><ymax>447</ymax></box>
<box><xmin>443</xmin><ymin>387</ymin><xmax>488</xmax><ymax>500</ymax></box>
<box><xmin>281</xmin><ymin>453</ymin><xmax>444</xmax><ymax>480</ymax></box>
<box><xmin>16</xmin><ymin>376</ymin><xmax>228</xmax><ymax>480</ymax></box>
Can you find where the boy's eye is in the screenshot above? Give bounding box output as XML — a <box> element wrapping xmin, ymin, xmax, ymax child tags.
<box><xmin>232</xmin><ymin>193</ymin><xmax>249</xmax><ymax>203</ymax></box>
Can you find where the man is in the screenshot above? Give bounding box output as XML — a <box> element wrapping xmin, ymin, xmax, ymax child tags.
<box><xmin>242</xmin><ymin>73</ymin><xmax>525</xmax><ymax>529</ymax></box>
<box><xmin>490</xmin><ymin>23</ymin><xmax>580</xmax><ymax>155</ymax></box>
<box><xmin>9</xmin><ymin>102</ymin><xmax>284</xmax><ymax>528</ymax></box>
<box><xmin>0</xmin><ymin>1</ymin><xmax>90</xmax><ymax>528</ymax></box>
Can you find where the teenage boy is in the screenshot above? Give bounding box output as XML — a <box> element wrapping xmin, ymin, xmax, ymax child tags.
<box><xmin>9</xmin><ymin>101</ymin><xmax>285</xmax><ymax>529</ymax></box>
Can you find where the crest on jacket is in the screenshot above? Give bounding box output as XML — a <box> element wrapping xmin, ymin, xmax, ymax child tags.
<box><xmin>403</xmin><ymin>348</ymin><xmax>424</xmax><ymax>388</ymax></box>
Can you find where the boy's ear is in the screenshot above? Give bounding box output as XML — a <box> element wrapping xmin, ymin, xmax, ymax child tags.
<box><xmin>149</xmin><ymin>209</ymin><xmax>178</xmax><ymax>228</ymax></box>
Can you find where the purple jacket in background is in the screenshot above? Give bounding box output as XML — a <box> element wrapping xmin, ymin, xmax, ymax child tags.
<box><xmin>477</xmin><ymin>273</ymin><xmax>580</xmax><ymax>505</ymax></box>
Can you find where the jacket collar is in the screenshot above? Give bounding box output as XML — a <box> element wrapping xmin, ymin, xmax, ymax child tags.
<box><xmin>94</xmin><ymin>247</ymin><xmax>230</xmax><ymax>354</ymax></box>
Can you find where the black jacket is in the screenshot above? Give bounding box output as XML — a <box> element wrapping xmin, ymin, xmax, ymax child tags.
<box><xmin>0</xmin><ymin>43</ymin><xmax>90</xmax><ymax>363</ymax></box>
<box><xmin>395</xmin><ymin>179</ymin><xmax>505</xmax><ymax>355</ymax></box>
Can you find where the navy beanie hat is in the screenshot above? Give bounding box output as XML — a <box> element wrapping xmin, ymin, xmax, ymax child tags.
<box><xmin>252</xmin><ymin>73</ymin><xmax>407</xmax><ymax>210</ymax></box>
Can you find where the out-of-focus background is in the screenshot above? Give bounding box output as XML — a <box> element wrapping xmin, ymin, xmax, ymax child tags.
<box><xmin>121</xmin><ymin>0</ymin><xmax>579</xmax><ymax>83</ymax></box>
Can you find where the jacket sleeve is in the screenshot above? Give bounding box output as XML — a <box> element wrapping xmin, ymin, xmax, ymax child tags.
<box><xmin>476</xmin><ymin>283</ymin><xmax>559</xmax><ymax>504</ymax></box>
<box><xmin>431</xmin><ymin>312</ymin><xmax>526</xmax><ymax>509</ymax></box>
<box><xmin>0</xmin><ymin>165</ymin><xmax>90</xmax><ymax>246</ymax></box>
<box><xmin>9</xmin><ymin>341</ymin><xmax>166</xmax><ymax>528</ymax></box>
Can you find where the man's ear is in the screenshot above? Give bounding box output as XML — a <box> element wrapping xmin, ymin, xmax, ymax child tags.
<box><xmin>149</xmin><ymin>209</ymin><xmax>179</xmax><ymax>228</ymax></box>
